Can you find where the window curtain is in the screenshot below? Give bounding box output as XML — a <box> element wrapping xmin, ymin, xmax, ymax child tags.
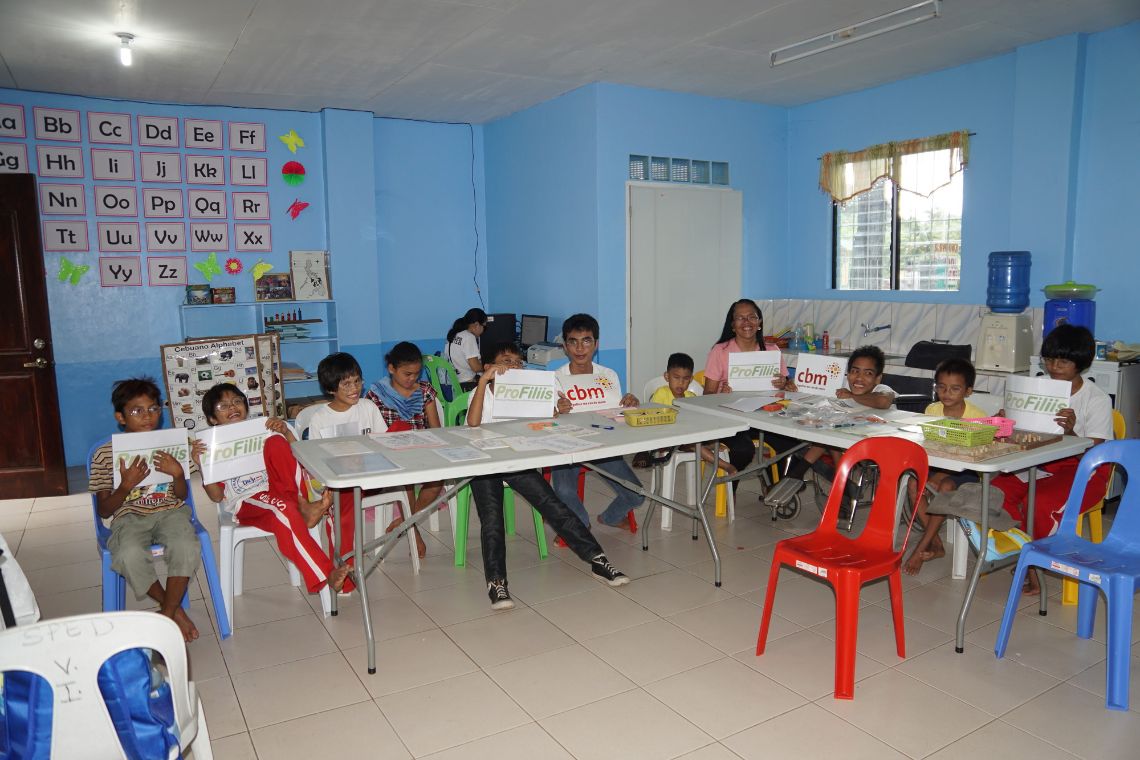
<box><xmin>819</xmin><ymin>130</ymin><xmax>969</xmax><ymax>203</ymax></box>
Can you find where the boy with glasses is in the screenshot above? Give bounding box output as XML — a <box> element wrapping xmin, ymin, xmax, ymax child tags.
<box><xmin>467</xmin><ymin>341</ymin><xmax>628</xmax><ymax>609</ymax></box>
<box><xmin>89</xmin><ymin>377</ymin><xmax>202</xmax><ymax>641</ymax></box>
<box><xmin>552</xmin><ymin>313</ymin><xmax>643</xmax><ymax>530</ymax></box>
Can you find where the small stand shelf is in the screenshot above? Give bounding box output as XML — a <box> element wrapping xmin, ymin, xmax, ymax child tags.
<box><xmin>179</xmin><ymin>299</ymin><xmax>338</xmax><ymax>401</ymax></box>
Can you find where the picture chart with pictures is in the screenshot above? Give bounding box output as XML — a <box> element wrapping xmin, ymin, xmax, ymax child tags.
<box><xmin>160</xmin><ymin>333</ymin><xmax>284</xmax><ymax>432</ymax></box>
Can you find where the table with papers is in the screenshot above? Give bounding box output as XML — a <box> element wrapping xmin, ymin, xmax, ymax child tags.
<box><xmin>674</xmin><ymin>391</ymin><xmax>1093</xmax><ymax>652</ymax></box>
<box><xmin>291</xmin><ymin>406</ymin><xmax>746</xmax><ymax>673</ymax></box>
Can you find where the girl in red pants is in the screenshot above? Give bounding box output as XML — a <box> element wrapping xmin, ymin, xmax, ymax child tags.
<box><xmin>195</xmin><ymin>383</ymin><xmax>352</xmax><ymax>595</ymax></box>
<box><xmin>993</xmin><ymin>325</ymin><xmax>1113</xmax><ymax>594</ymax></box>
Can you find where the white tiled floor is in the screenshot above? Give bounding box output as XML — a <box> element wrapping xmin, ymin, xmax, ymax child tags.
<box><xmin>7</xmin><ymin>474</ymin><xmax>1140</xmax><ymax>759</ymax></box>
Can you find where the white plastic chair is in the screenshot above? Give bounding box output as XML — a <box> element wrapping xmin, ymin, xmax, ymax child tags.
<box><xmin>0</xmin><ymin>611</ymin><xmax>213</xmax><ymax>759</ymax></box>
<box><xmin>294</xmin><ymin>403</ymin><xmax>420</xmax><ymax>573</ymax></box>
<box><xmin>638</xmin><ymin>377</ymin><xmax>730</xmax><ymax>530</ymax></box>
<box><xmin>216</xmin><ymin>420</ymin><xmax>332</xmax><ymax>622</ymax></box>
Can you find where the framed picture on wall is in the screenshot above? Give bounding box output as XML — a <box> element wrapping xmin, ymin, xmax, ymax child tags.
<box><xmin>254</xmin><ymin>272</ymin><xmax>293</xmax><ymax>302</ymax></box>
<box><xmin>289</xmin><ymin>250</ymin><xmax>330</xmax><ymax>301</ymax></box>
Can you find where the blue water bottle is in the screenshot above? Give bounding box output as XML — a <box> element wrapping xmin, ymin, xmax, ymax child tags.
<box><xmin>986</xmin><ymin>251</ymin><xmax>1032</xmax><ymax>313</ymax></box>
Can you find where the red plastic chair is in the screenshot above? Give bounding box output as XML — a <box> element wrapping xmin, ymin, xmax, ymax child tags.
<box><xmin>755</xmin><ymin>437</ymin><xmax>928</xmax><ymax>699</ymax></box>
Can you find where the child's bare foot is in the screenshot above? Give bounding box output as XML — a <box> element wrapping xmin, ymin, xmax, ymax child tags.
<box><xmin>164</xmin><ymin>608</ymin><xmax>199</xmax><ymax>642</ymax></box>
<box><xmin>903</xmin><ymin>549</ymin><xmax>926</xmax><ymax>575</ymax></box>
<box><xmin>919</xmin><ymin>545</ymin><xmax>945</xmax><ymax>562</ymax></box>
<box><xmin>328</xmin><ymin>564</ymin><xmax>351</xmax><ymax>593</ymax></box>
<box><xmin>386</xmin><ymin>517</ymin><xmax>427</xmax><ymax>557</ymax></box>
<box><xmin>301</xmin><ymin>491</ymin><xmax>333</xmax><ymax>529</ymax></box>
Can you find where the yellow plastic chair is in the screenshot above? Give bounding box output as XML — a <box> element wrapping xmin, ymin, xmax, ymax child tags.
<box><xmin>1062</xmin><ymin>410</ymin><xmax>1126</xmax><ymax>604</ymax></box>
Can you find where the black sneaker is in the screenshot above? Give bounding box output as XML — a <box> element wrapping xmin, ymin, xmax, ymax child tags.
<box><xmin>488</xmin><ymin>580</ymin><xmax>515</xmax><ymax>610</ymax></box>
<box><xmin>591</xmin><ymin>555</ymin><xmax>630</xmax><ymax>586</ymax></box>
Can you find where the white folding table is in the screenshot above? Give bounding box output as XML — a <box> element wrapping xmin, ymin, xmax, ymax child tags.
<box><xmin>674</xmin><ymin>392</ymin><xmax>1092</xmax><ymax>652</ymax></box>
<box><xmin>291</xmin><ymin>406</ymin><xmax>745</xmax><ymax>673</ymax></box>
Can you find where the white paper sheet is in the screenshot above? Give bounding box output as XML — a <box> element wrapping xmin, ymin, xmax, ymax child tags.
<box><xmin>470</xmin><ymin>438</ymin><xmax>511</xmax><ymax>450</ymax></box>
<box><xmin>499</xmin><ymin>435</ymin><xmax>552</xmax><ymax>452</ymax></box>
<box><xmin>1004</xmin><ymin>375</ymin><xmax>1070</xmax><ymax>434</ymax></box>
<box><xmin>791</xmin><ymin>353</ymin><xmax>846</xmax><ymax>396</ymax></box>
<box><xmin>326</xmin><ymin>452</ymin><xmax>401</xmax><ymax>476</ymax></box>
<box><xmin>370</xmin><ymin>430</ymin><xmax>449</xmax><ymax>449</ymax></box>
<box><xmin>720</xmin><ymin>395</ymin><xmax>779</xmax><ymax>413</ymax></box>
<box><xmin>494</xmin><ymin>369</ymin><xmax>559</xmax><ymax>419</ymax></box>
<box><xmin>727</xmin><ymin>350</ymin><xmax>783</xmax><ymax>391</ymax></box>
<box><xmin>557</xmin><ymin>373</ymin><xmax>622</xmax><ymax>411</ymax></box>
<box><xmin>536</xmin><ymin>434</ymin><xmax>601</xmax><ymax>453</ymax></box>
<box><xmin>447</xmin><ymin>427</ymin><xmax>504</xmax><ymax>442</ymax></box>
<box><xmin>194</xmin><ymin>418</ymin><xmax>272</xmax><ymax>484</ymax></box>
<box><xmin>111</xmin><ymin>428</ymin><xmax>191</xmax><ymax>488</ymax></box>
<box><xmin>434</xmin><ymin>446</ymin><xmax>492</xmax><ymax>462</ymax></box>
<box><xmin>318</xmin><ymin>439</ymin><xmax>372</xmax><ymax>456</ymax></box>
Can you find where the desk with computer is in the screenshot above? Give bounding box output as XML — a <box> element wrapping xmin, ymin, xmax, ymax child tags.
<box><xmin>480</xmin><ymin>312</ymin><xmax>566</xmax><ymax>368</ymax></box>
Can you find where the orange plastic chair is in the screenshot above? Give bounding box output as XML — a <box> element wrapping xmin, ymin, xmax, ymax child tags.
<box><xmin>755</xmin><ymin>437</ymin><xmax>929</xmax><ymax>699</ymax></box>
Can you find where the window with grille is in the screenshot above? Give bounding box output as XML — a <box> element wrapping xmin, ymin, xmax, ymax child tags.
<box><xmin>832</xmin><ymin>148</ymin><xmax>963</xmax><ymax>291</ymax></box>
<box><xmin>630</xmin><ymin>155</ymin><xmax>728</xmax><ymax>186</ymax></box>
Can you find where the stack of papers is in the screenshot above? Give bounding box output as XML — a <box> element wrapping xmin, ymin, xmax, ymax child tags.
<box><xmin>370</xmin><ymin>430</ymin><xmax>449</xmax><ymax>449</ymax></box>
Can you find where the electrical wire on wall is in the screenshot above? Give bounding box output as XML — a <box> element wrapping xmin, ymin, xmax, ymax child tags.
<box><xmin>468</xmin><ymin>123</ymin><xmax>485</xmax><ymax>310</ymax></box>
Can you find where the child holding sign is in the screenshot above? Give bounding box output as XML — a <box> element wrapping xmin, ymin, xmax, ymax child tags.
<box><xmin>552</xmin><ymin>313</ymin><xmax>643</xmax><ymax>529</ymax></box>
<box><xmin>467</xmin><ymin>341</ymin><xmax>628</xmax><ymax>610</ymax></box>
<box><xmin>89</xmin><ymin>378</ymin><xmax>201</xmax><ymax>642</ymax></box>
<box><xmin>649</xmin><ymin>352</ymin><xmax>737</xmax><ymax>477</ymax></box>
<box><xmin>993</xmin><ymin>325</ymin><xmax>1112</xmax><ymax>593</ymax></box>
<box><xmin>770</xmin><ymin>347</ymin><xmax>895</xmax><ymax>509</ymax></box>
<box><xmin>194</xmin><ymin>383</ymin><xmax>351</xmax><ymax>596</ymax></box>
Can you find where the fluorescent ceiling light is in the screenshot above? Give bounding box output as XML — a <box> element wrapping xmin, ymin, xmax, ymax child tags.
<box><xmin>770</xmin><ymin>0</ymin><xmax>941</xmax><ymax>67</ymax></box>
<box><xmin>117</xmin><ymin>32</ymin><xmax>134</xmax><ymax>66</ymax></box>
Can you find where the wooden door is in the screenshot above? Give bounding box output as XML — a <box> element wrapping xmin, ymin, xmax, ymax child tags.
<box><xmin>0</xmin><ymin>174</ymin><xmax>67</xmax><ymax>497</ymax></box>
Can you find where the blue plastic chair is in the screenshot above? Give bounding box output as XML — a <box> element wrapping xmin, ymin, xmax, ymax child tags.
<box><xmin>994</xmin><ymin>439</ymin><xmax>1140</xmax><ymax>711</ymax></box>
<box><xmin>87</xmin><ymin>437</ymin><xmax>233</xmax><ymax>639</ymax></box>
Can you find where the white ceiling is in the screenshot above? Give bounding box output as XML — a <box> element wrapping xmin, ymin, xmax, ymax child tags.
<box><xmin>0</xmin><ymin>0</ymin><xmax>1136</xmax><ymax>124</ymax></box>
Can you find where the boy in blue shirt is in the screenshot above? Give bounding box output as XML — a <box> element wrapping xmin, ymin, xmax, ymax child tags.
<box><xmin>552</xmin><ymin>313</ymin><xmax>643</xmax><ymax>530</ymax></box>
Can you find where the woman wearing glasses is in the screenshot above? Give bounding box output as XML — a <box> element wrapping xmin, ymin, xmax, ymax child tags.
<box><xmin>702</xmin><ymin>299</ymin><xmax>788</xmax><ymax>480</ymax></box>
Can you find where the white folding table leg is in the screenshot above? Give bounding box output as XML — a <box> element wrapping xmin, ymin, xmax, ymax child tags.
<box><xmin>950</xmin><ymin>520</ymin><xmax>969</xmax><ymax>579</ymax></box>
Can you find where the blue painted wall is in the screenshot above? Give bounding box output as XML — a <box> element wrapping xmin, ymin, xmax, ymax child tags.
<box><xmin>484</xmin><ymin>86</ymin><xmax>599</xmax><ymax>331</ymax></box>
<box><xmin>785</xmin><ymin>54</ymin><xmax>1018</xmax><ymax>305</ymax></box>
<box><xmin>1072</xmin><ymin>22</ymin><xmax>1140</xmax><ymax>340</ymax></box>
<box><xmin>373</xmin><ymin>118</ymin><xmax>487</xmax><ymax>381</ymax></box>
<box><xmin>486</xmin><ymin>83</ymin><xmax>788</xmax><ymax>386</ymax></box>
<box><xmin>783</xmin><ymin>25</ymin><xmax>1136</xmax><ymax>342</ymax></box>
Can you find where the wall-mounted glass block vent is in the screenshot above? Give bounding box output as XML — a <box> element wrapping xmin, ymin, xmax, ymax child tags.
<box><xmin>630</xmin><ymin>154</ymin><xmax>729</xmax><ymax>186</ymax></box>
<box><xmin>629</xmin><ymin>155</ymin><xmax>648</xmax><ymax>181</ymax></box>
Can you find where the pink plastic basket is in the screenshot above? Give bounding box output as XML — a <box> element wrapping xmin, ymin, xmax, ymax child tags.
<box><xmin>966</xmin><ymin>416</ymin><xmax>1015</xmax><ymax>437</ymax></box>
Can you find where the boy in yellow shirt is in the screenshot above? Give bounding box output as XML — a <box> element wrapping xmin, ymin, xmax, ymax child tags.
<box><xmin>648</xmin><ymin>353</ymin><xmax>737</xmax><ymax>476</ymax></box>
<box><xmin>904</xmin><ymin>358</ymin><xmax>985</xmax><ymax>574</ymax></box>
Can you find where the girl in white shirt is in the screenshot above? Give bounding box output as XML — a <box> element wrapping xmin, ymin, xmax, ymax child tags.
<box><xmin>445</xmin><ymin>308</ymin><xmax>486</xmax><ymax>389</ymax></box>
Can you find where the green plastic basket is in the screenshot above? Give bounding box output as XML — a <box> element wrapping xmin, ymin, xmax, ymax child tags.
<box><xmin>920</xmin><ymin>419</ymin><xmax>998</xmax><ymax>448</ymax></box>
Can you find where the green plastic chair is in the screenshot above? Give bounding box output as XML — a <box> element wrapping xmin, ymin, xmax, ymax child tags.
<box><xmin>422</xmin><ymin>354</ymin><xmax>472</xmax><ymax>427</ymax></box>
<box><xmin>422</xmin><ymin>355</ymin><xmax>549</xmax><ymax>566</ymax></box>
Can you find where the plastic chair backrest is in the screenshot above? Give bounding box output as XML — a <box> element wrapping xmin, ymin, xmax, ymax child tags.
<box><xmin>0</xmin><ymin>611</ymin><xmax>200</xmax><ymax>759</ymax></box>
<box><xmin>817</xmin><ymin>437</ymin><xmax>929</xmax><ymax>549</ymax></box>
<box><xmin>293</xmin><ymin>402</ymin><xmax>328</xmax><ymax>440</ymax></box>
<box><xmin>422</xmin><ymin>354</ymin><xmax>462</xmax><ymax>397</ymax></box>
<box><xmin>640</xmin><ymin>377</ymin><xmax>704</xmax><ymax>403</ymax></box>
<box><xmin>1058</xmin><ymin>439</ymin><xmax>1139</xmax><ymax>547</ymax></box>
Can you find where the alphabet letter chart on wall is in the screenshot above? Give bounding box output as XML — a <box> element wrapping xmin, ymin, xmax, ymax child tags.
<box><xmin>0</xmin><ymin>103</ymin><xmax>278</xmax><ymax>288</ymax></box>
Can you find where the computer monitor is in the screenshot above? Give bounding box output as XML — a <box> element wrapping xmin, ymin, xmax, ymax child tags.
<box><xmin>519</xmin><ymin>314</ymin><xmax>548</xmax><ymax>348</ymax></box>
<box><xmin>481</xmin><ymin>313</ymin><xmax>516</xmax><ymax>354</ymax></box>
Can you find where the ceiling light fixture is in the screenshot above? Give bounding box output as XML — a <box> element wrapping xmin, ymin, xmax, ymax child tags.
<box><xmin>770</xmin><ymin>0</ymin><xmax>941</xmax><ymax>67</ymax></box>
<box><xmin>117</xmin><ymin>32</ymin><xmax>134</xmax><ymax>66</ymax></box>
